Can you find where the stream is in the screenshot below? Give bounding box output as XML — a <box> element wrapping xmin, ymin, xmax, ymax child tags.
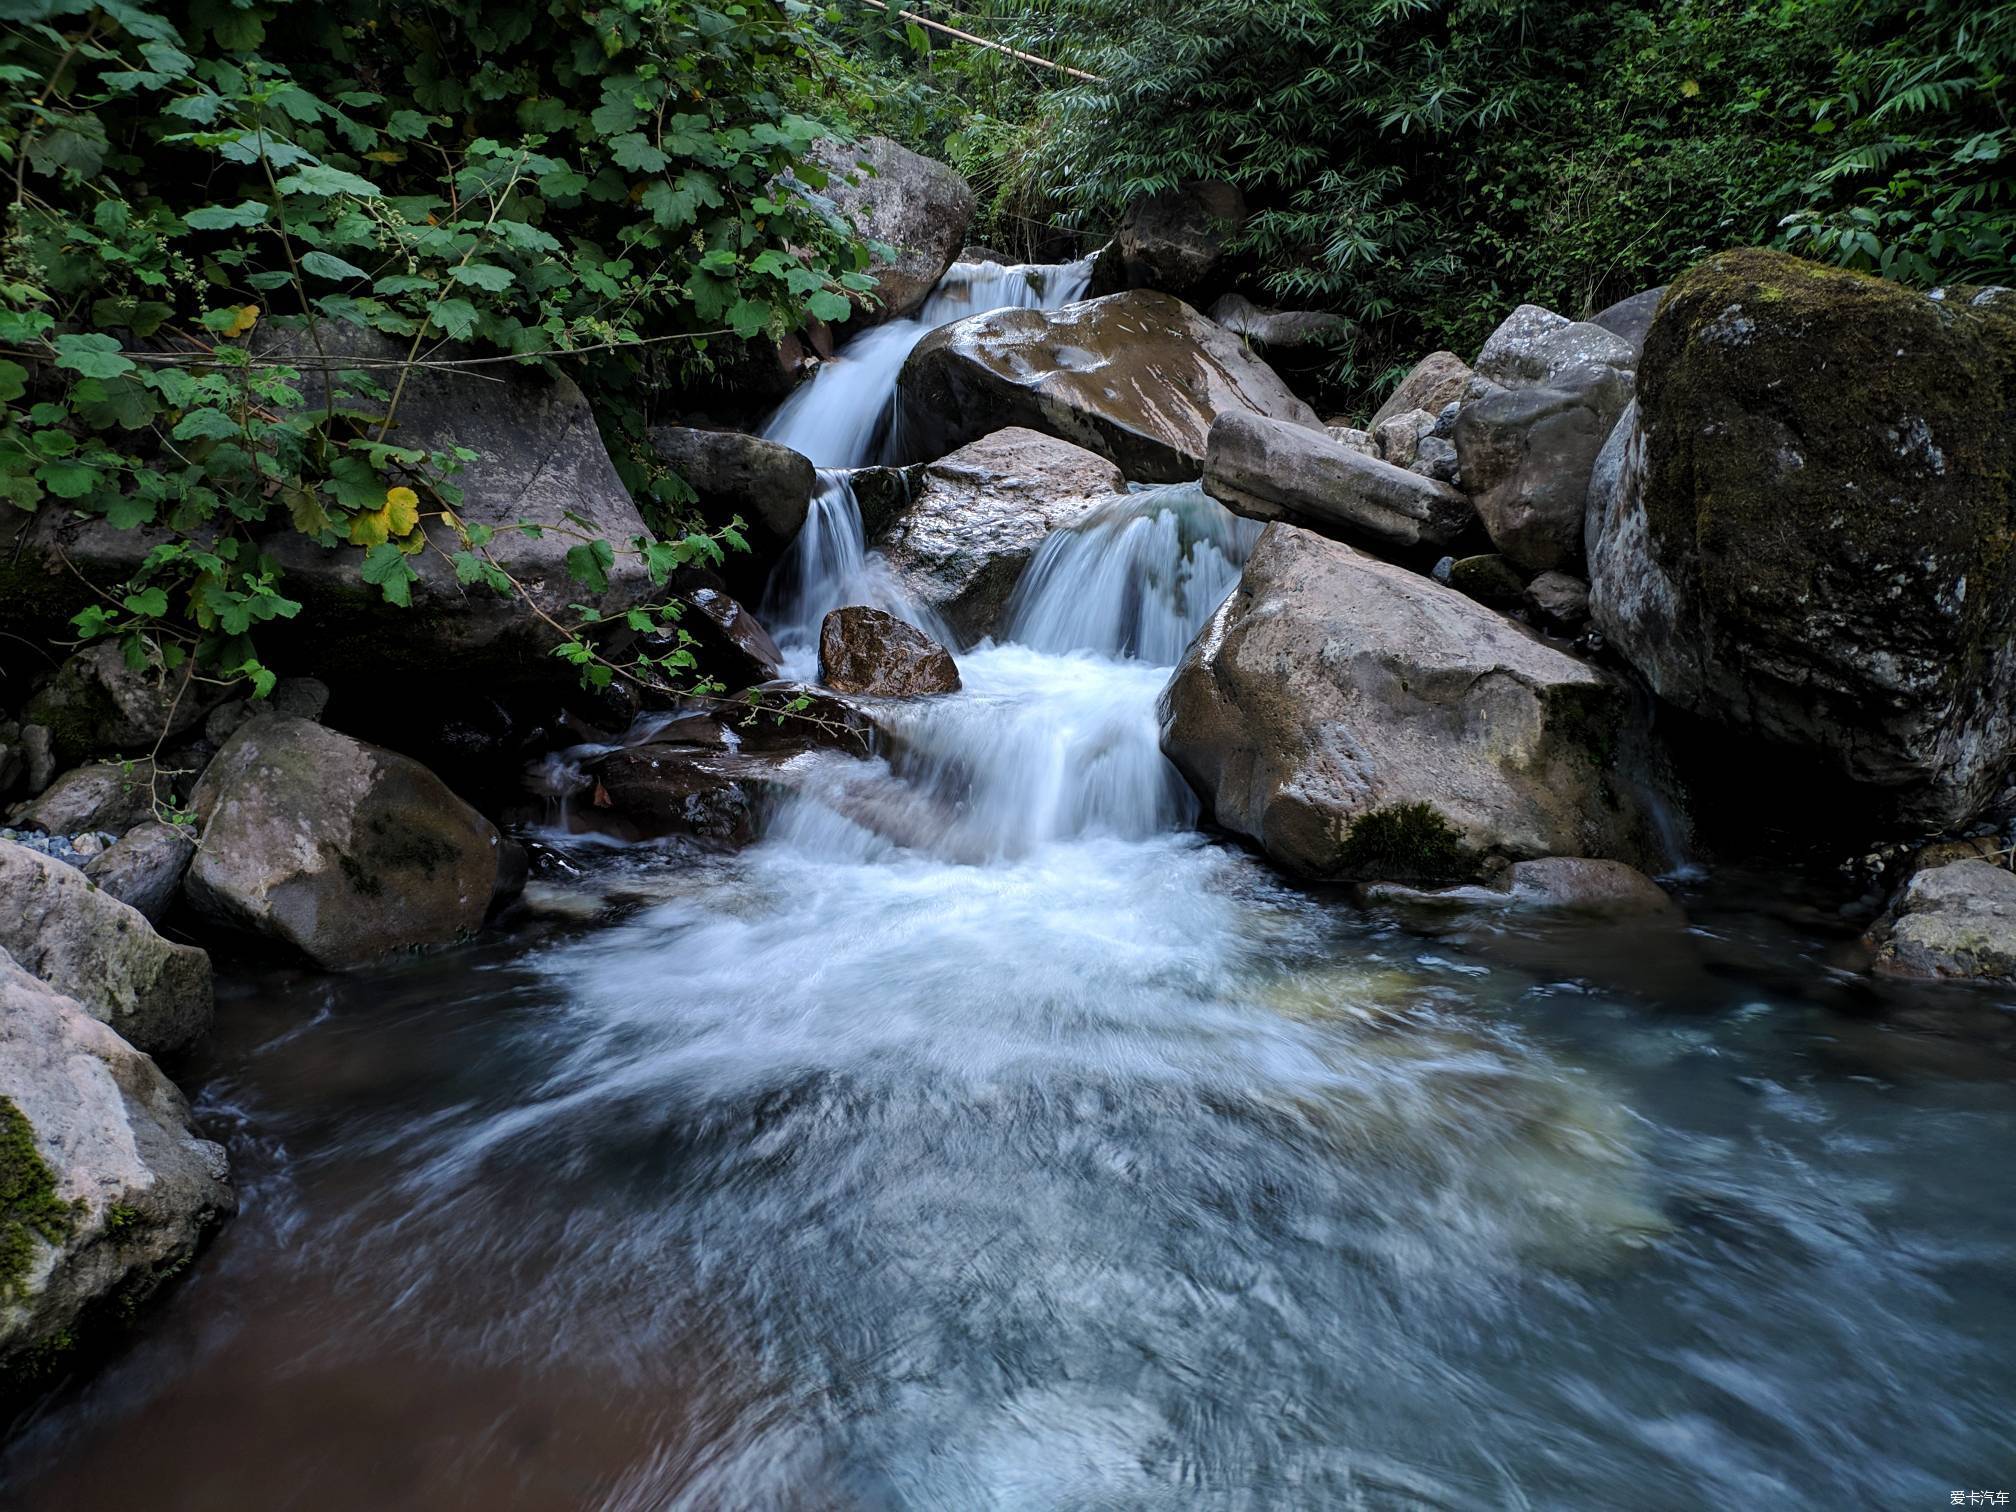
<box><xmin>4</xmin><ymin>262</ymin><xmax>2014</xmax><ymax>1511</ymax></box>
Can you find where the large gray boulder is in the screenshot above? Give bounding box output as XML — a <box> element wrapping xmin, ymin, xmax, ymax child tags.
<box><xmin>1158</xmin><ymin>524</ymin><xmax>1670</xmax><ymax>881</ymax></box>
<box><xmin>257</xmin><ymin>327</ymin><xmax>659</xmax><ymax>684</ymax></box>
<box><xmin>805</xmin><ymin>136</ymin><xmax>975</xmax><ymax>325</ymax></box>
<box><xmin>1369</xmin><ymin>351</ymin><xmax>1475</xmax><ymax>432</ymax></box>
<box><xmin>0</xmin><ymin>949</ymin><xmax>233</xmax><ymax>1380</ymax></box>
<box><xmin>1202</xmin><ymin>410</ymin><xmax>1473</xmax><ymax>551</ymax></box>
<box><xmin>1474</xmin><ymin>304</ymin><xmax>1637</xmax><ymax>392</ymax></box>
<box><xmin>872</xmin><ymin>428</ymin><xmax>1126</xmax><ymax>642</ymax></box>
<box><xmin>186</xmin><ymin>715</ymin><xmax>510</xmax><ymax>970</ymax></box>
<box><xmin>1587</xmin><ymin>248</ymin><xmax>2016</xmax><ymax>830</ymax></box>
<box><xmin>1456</xmin><ymin>304</ymin><xmax>1638</xmax><ymax>573</ymax></box>
<box><xmin>1089</xmin><ymin>180</ymin><xmax>1246</xmax><ymax>301</ymax></box>
<box><xmin>1456</xmin><ymin>363</ymin><xmax>1633</xmax><ymax>572</ymax></box>
<box><xmin>1871</xmin><ymin>860</ymin><xmax>2016</xmax><ymax>983</ymax></box>
<box><xmin>1589</xmin><ymin>286</ymin><xmax>1667</xmax><ymax>356</ymax></box>
<box><xmin>1207</xmin><ymin>294</ymin><xmax>1348</xmax><ymax>351</ymax></box>
<box><xmin>646</xmin><ymin>426</ymin><xmax>815</xmax><ymax>563</ymax></box>
<box><xmin>897</xmin><ymin>290</ymin><xmax>1322</xmax><ymax>483</ymax></box>
<box><xmin>0</xmin><ymin>838</ymin><xmax>212</xmax><ymax>1056</ymax></box>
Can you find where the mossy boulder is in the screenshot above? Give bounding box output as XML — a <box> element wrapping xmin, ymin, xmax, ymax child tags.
<box><xmin>1158</xmin><ymin>522</ymin><xmax>1675</xmax><ymax>881</ymax></box>
<box><xmin>0</xmin><ymin>948</ymin><xmax>233</xmax><ymax>1386</ymax></box>
<box><xmin>1588</xmin><ymin>248</ymin><xmax>2016</xmax><ymax>830</ymax></box>
<box><xmin>185</xmin><ymin>714</ymin><xmax>514</xmax><ymax>970</ymax></box>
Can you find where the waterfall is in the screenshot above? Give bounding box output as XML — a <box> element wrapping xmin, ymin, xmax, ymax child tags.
<box><xmin>758</xmin><ymin>257</ymin><xmax>1094</xmax><ymax>657</ymax></box>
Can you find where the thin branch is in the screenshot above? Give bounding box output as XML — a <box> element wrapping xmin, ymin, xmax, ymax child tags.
<box><xmin>855</xmin><ymin>0</ymin><xmax>1106</xmax><ymax>82</ymax></box>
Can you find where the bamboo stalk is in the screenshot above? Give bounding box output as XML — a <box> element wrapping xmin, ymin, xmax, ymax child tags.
<box><xmin>857</xmin><ymin>0</ymin><xmax>1107</xmax><ymax>83</ymax></box>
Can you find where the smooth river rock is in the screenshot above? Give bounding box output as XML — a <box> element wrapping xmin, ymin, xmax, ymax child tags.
<box><xmin>1587</xmin><ymin>248</ymin><xmax>2016</xmax><ymax>830</ymax></box>
<box><xmin>1159</xmin><ymin>523</ymin><xmax>1671</xmax><ymax>881</ymax></box>
<box><xmin>1089</xmin><ymin>180</ymin><xmax>1246</xmax><ymax>301</ymax></box>
<box><xmin>1203</xmin><ymin>410</ymin><xmax>1473</xmax><ymax>551</ymax></box>
<box><xmin>896</xmin><ymin>290</ymin><xmax>1323</xmax><ymax>483</ymax></box>
<box><xmin>645</xmin><ymin>426</ymin><xmax>815</xmax><ymax>564</ymax></box>
<box><xmin>0</xmin><ymin>837</ymin><xmax>213</xmax><ymax>1056</ymax></box>
<box><xmin>819</xmin><ymin>607</ymin><xmax>961</xmax><ymax>696</ymax></box>
<box><xmin>187</xmin><ymin>715</ymin><xmax>510</xmax><ymax>970</ymax></box>
<box><xmin>1872</xmin><ymin>860</ymin><xmax>2016</xmax><ymax>983</ymax></box>
<box><xmin>872</xmin><ymin>428</ymin><xmax>1126</xmax><ymax>642</ymax></box>
<box><xmin>0</xmin><ymin>948</ymin><xmax>234</xmax><ymax>1380</ymax></box>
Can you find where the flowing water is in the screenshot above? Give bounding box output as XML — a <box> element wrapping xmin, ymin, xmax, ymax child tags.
<box><xmin>7</xmin><ymin>264</ymin><xmax>2016</xmax><ymax>1511</ymax></box>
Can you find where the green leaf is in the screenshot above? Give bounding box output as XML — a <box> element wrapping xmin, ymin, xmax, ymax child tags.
<box><xmin>564</xmin><ymin>538</ymin><xmax>615</xmax><ymax>592</ymax></box>
<box><xmin>448</xmin><ymin>264</ymin><xmax>515</xmax><ymax>292</ymax></box>
<box><xmin>726</xmin><ymin>297</ymin><xmax>773</xmax><ymax>338</ymax></box>
<box><xmin>173</xmin><ymin>408</ymin><xmax>242</xmax><ymax>441</ymax></box>
<box><xmin>185</xmin><ymin>201</ymin><xmax>271</xmax><ymax>230</ymax></box>
<box><xmin>430</xmin><ymin>298</ymin><xmax>479</xmax><ymax>340</ymax></box>
<box><xmin>122</xmin><ymin>586</ymin><xmax>170</xmax><ymax>617</ymax></box>
<box><xmin>301</xmin><ymin>250</ymin><xmax>368</xmax><ymax>281</ymax></box>
<box><xmin>0</xmin><ymin>361</ymin><xmax>25</xmax><ymax>403</ymax></box>
<box><xmin>806</xmin><ymin>289</ymin><xmax>852</xmax><ymax>323</ymax></box>
<box><xmin>360</xmin><ymin>542</ymin><xmax>420</xmax><ymax>606</ymax></box>
<box><xmin>275</xmin><ymin>164</ymin><xmax>381</xmax><ymax>198</ymax></box>
<box><xmin>610</xmin><ymin>133</ymin><xmax>670</xmax><ymax>173</ymax></box>
<box><xmin>51</xmin><ymin>334</ymin><xmax>136</xmax><ymax>380</ymax></box>
<box><xmin>35</xmin><ymin>459</ymin><xmax>102</xmax><ymax>499</ymax></box>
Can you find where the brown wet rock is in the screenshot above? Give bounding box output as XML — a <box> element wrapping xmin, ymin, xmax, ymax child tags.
<box><xmin>818</xmin><ymin>607</ymin><xmax>960</xmax><ymax>696</ymax></box>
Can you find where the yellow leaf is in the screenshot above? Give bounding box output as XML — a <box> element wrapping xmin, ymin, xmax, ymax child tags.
<box><xmin>1680</xmin><ymin>79</ymin><xmax>1701</xmax><ymax>97</ymax></box>
<box><xmin>365</xmin><ymin>149</ymin><xmax>406</xmax><ymax>164</ymax></box>
<box><xmin>222</xmin><ymin>304</ymin><xmax>259</xmax><ymax>338</ymax></box>
<box><xmin>383</xmin><ymin>485</ymin><xmax>420</xmax><ymax>536</ymax></box>
<box><xmin>348</xmin><ymin>506</ymin><xmax>391</xmax><ymax>547</ymax></box>
<box><xmin>395</xmin><ymin>529</ymin><xmax>428</xmax><ymax>555</ymax></box>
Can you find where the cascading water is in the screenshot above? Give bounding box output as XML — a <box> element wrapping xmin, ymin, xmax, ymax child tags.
<box><xmin>14</xmin><ymin>262</ymin><xmax>2015</xmax><ymax>1512</ymax></box>
<box><xmin>759</xmin><ymin>256</ymin><xmax>1093</xmax><ymax>659</ymax></box>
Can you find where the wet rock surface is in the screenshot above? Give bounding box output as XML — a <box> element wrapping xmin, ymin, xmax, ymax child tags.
<box><xmin>818</xmin><ymin>607</ymin><xmax>961</xmax><ymax>696</ymax></box>
<box><xmin>897</xmin><ymin>290</ymin><xmax>1322</xmax><ymax>483</ymax></box>
<box><xmin>186</xmin><ymin>715</ymin><xmax>508</xmax><ymax>970</ymax></box>
<box><xmin>1361</xmin><ymin>857</ymin><xmax>1679</xmax><ymax>919</ymax></box>
<box><xmin>1159</xmin><ymin>523</ymin><xmax>1672</xmax><ymax>881</ymax></box>
<box><xmin>1587</xmin><ymin>248</ymin><xmax>2016</xmax><ymax>830</ymax></box>
<box><xmin>1203</xmin><ymin>410</ymin><xmax>1473</xmax><ymax>551</ymax></box>
<box><xmin>0</xmin><ymin>838</ymin><xmax>213</xmax><ymax>1056</ymax></box>
<box><xmin>0</xmin><ymin>948</ymin><xmax>233</xmax><ymax>1382</ymax></box>
<box><xmin>872</xmin><ymin>428</ymin><xmax>1126</xmax><ymax>642</ymax></box>
<box><xmin>646</xmin><ymin>426</ymin><xmax>816</xmax><ymax>564</ymax></box>
<box><xmin>1872</xmin><ymin>859</ymin><xmax>2016</xmax><ymax>983</ymax></box>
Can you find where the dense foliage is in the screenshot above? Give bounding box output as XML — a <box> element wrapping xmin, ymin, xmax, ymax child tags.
<box><xmin>1</xmin><ymin>0</ymin><xmax>874</xmax><ymax>695</ymax></box>
<box><xmin>847</xmin><ymin>0</ymin><xmax>2015</xmax><ymax>400</ymax></box>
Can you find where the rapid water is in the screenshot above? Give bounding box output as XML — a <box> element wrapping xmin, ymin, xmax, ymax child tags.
<box><xmin>761</xmin><ymin>256</ymin><xmax>1093</xmax><ymax>658</ymax></box>
<box><xmin>8</xmin><ymin>263</ymin><xmax>2015</xmax><ymax>1509</ymax></box>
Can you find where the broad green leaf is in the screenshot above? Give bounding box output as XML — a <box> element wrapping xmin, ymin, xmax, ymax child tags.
<box><xmin>184</xmin><ymin>200</ymin><xmax>270</xmax><ymax>230</ymax></box>
<box><xmin>52</xmin><ymin>334</ymin><xmax>136</xmax><ymax>380</ymax></box>
<box><xmin>448</xmin><ymin>263</ymin><xmax>515</xmax><ymax>292</ymax></box>
<box><xmin>301</xmin><ymin>250</ymin><xmax>368</xmax><ymax>280</ymax></box>
<box><xmin>275</xmin><ymin>164</ymin><xmax>381</xmax><ymax>198</ymax></box>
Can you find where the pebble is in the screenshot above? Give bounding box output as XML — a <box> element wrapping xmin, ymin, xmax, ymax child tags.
<box><xmin>0</xmin><ymin>826</ymin><xmax>120</xmax><ymax>868</ymax></box>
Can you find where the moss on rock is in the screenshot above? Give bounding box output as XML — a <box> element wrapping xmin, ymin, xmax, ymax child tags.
<box><xmin>1335</xmin><ymin>803</ymin><xmax>1468</xmax><ymax>882</ymax></box>
<box><xmin>1</xmin><ymin>1097</ymin><xmax>80</xmax><ymax>1306</ymax></box>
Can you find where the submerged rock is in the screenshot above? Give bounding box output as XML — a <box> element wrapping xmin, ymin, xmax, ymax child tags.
<box><xmin>872</xmin><ymin>428</ymin><xmax>1126</xmax><ymax>642</ymax></box>
<box><xmin>1587</xmin><ymin>248</ymin><xmax>2016</xmax><ymax>830</ymax></box>
<box><xmin>1158</xmin><ymin>523</ymin><xmax>1671</xmax><ymax>881</ymax></box>
<box><xmin>186</xmin><ymin>715</ymin><xmax>510</xmax><ymax>970</ymax></box>
<box><xmin>1089</xmin><ymin>180</ymin><xmax>1246</xmax><ymax>301</ymax></box>
<box><xmin>897</xmin><ymin>290</ymin><xmax>1322</xmax><ymax>483</ymax></box>
<box><xmin>0</xmin><ymin>949</ymin><xmax>233</xmax><ymax>1382</ymax></box>
<box><xmin>1871</xmin><ymin>860</ymin><xmax>2016</xmax><ymax>983</ymax></box>
<box><xmin>803</xmin><ymin>136</ymin><xmax>975</xmax><ymax>325</ymax></box>
<box><xmin>1361</xmin><ymin>857</ymin><xmax>1679</xmax><ymax>920</ymax></box>
<box><xmin>819</xmin><ymin>607</ymin><xmax>961</xmax><ymax>696</ymax></box>
<box><xmin>1203</xmin><ymin>410</ymin><xmax>1473</xmax><ymax>551</ymax></box>
<box><xmin>0</xmin><ymin>838</ymin><xmax>213</xmax><ymax>1056</ymax></box>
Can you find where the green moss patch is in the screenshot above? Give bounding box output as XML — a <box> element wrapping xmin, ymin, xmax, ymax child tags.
<box><xmin>1336</xmin><ymin>802</ymin><xmax>1467</xmax><ymax>882</ymax></box>
<box><xmin>1</xmin><ymin>1097</ymin><xmax>81</xmax><ymax>1306</ymax></box>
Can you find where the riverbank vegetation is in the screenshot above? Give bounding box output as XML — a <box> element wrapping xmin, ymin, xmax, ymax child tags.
<box><xmin>844</xmin><ymin>0</ymin><xmax>2015</xmax><ymax>391</ymax></box>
